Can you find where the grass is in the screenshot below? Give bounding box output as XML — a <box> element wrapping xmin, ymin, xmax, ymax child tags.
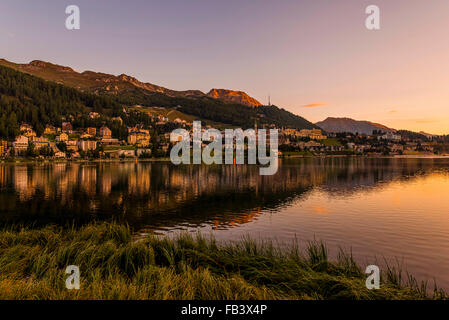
<box><xmin>0</xmin><ymin>222</ymin><xmax>446</xmax><ymax>300</ymax></box>
<box><xmin>103</xmin><ymin>145</ymin><xmax>136</xmax><ymax>151</ymax></box>
<box><xmin>320</xmin><ymin>138</ymin><xmax>342</xmax><ymax>147</ymax></box>
<box><xmin>282</xmin><ymin>151</ymin><xmax>314</xmax><ymax>157</ymax></box>
<box><xmin>403</xmin><ymin>150</ymin><xmax>434</xmax><ymax>156</ymax></box>
<box><xmin>136</xmin><ymin>106</ymin><xmax>237</xmax><ymax>129</ymax></box>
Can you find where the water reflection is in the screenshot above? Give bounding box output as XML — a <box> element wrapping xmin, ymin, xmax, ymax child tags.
<box><xmin>2</xmin><ymin>157</ymin><xmax>449</xmax><ymax>289</ymax></box>
<box><xmin>1</xmin><ymin>158</ymin><xmax>448</xmax><ymax>230</ymax></box>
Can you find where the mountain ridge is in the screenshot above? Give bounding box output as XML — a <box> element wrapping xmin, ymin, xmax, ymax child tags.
<box><xmin>0</xmin><ymin>61</ymin><xmax>318</xmax><ymax>131</ymax></box>
<box><xmin>316</xmin><ymin>117</ymin><xmax>395</xmax><ymax>135</ymax></box>
<box><xmin>0</xmin><ymin>59</ymin><xmax>261</xmax><ymax>106</ymax></box>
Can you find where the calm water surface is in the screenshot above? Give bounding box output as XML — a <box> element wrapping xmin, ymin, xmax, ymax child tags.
<box><xmin>1</xmin><ymin>158</ymin><xmax>449</xmax><ymax>288</ymax></box>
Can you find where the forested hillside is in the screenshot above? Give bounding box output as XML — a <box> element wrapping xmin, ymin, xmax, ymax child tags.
<box><xmin>115</xmin><ymin>89</ymin><xmax>318</xmax><ymax>130</ymax></box>
<box><xmin>0</xmin><ymin>64</ymin><xmax>317</xmax><ymax>140</ymax></box>
<box><xmin>0</xmin><ymin>59</ymin><xmax>318</xmax><ymax>132</ymax></box>
<box><xmin>0</xmin><ymin>65</ymin><xmax>121</xmax><ymax>139</ymax></box>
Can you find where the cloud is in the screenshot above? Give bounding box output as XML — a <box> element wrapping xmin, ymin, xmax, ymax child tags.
<box><xmin>302</xmin><ymin>102</ymin><xmax>327</xmax><ymax>108</ymax></box>
<box><xmin>389</xmin><ymin>110</ymin><xmax>398</xmax><ymax>114</ymax></box>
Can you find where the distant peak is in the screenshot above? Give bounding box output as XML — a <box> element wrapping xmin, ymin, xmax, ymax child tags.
<box><xmin>29</xmin><ymin>60</ymin><xmax>49</xmax><ymax>67</ymax></box>
<box><xmin>207</xmin><ymin>88</ymin><xmax>262</xmax><ymax>107</ymax></box>
<box><xmin>118</xmin><ymin>74</ymin><xmax>137</xmax><ymax>81</ymax></box>
<box><xmin>316</xmin><ymin>117</ymin><xmax>395</xmax><ymax>135</ymax></box>
<box><xmin>28</xmin><ymin>60</ymin><xmax>74</xmax><ymax>72</ymax></box>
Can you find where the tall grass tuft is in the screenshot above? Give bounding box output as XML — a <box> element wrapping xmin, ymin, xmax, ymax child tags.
<box><xmin>0</xmin><ymin>222</ymin><xmax>446</xmax><ymax>300</ymax></box>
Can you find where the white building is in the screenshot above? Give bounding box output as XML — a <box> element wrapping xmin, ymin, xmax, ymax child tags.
<box><xmin>378</xmin><ymin>132</ymin><xmax>401</xmax><ymax>141</ymax></box>
<box><xmin>13</xmin><ymin>135</ymin><xmax>29</xmax><ymax>155</ymax></box>
<box><xmin>77</xmin><ymin>140</ymin><xmax>97</xmax><ymax>152</ymax></box>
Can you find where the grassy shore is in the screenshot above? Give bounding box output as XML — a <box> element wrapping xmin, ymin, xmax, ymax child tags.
<box><xmin>0</xmin><ymin>222</ymin><xmax>446</xmax><ymax>300</ymax></box>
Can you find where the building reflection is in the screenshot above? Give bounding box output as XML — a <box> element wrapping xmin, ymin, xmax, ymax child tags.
<box><xmin>0</xmin><ymin>158</ymin><xmax>448</xmax><ymax>229</ymax></box>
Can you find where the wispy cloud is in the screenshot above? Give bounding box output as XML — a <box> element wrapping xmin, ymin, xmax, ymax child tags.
<box><xmin>302</xmin><ymin>102</ymin><xmax>327</xmax><ymax>108</ymax></box>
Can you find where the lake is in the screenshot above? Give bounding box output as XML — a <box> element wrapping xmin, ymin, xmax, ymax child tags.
<box><xmin>1</xmin><ymin>157</ymin><xmax>449</xmax><ymax>289</ymax></box>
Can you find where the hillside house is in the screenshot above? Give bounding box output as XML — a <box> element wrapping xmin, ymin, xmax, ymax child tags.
<box><xmin>77</xmin><ymin>140</ymin><xmax>97</xmax><ymax>152</ymax></box>
<box><xmin>99</xmin><ymin>126</ymin><xmax>112</xmax><ymax>138</ymax></box>
<box><xmin>62</xmin><ymin>122</ymin><xmax>73</xmax><ymax>133</ymax></box>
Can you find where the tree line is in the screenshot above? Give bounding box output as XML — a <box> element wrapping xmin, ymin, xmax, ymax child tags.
<box><xmin>0</xmin><ymin>65</ymin><xmax>121</xmax><ymax>140</ymax></box>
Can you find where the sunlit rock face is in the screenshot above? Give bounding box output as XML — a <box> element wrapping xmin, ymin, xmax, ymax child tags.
<box><xmin>207</xmin><ymin>88</ymin><xmax>262</xmax><ymax>107</ymax></box>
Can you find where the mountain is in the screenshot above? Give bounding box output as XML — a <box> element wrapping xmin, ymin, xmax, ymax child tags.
<box><xmin>316</xmin><ymin>117</ymin><xmax>395</xmax><ymax>135</ymax></box>
<box><xmin>0</xmin><ymin>59</ymin><xmax>264</xmax><ymax>106</ymax></box>
<box><xmin>0</xmin><ymin>60</ymin><xmax>318</xmax><ymax>131</ymax></box>
<box><xmin>0</xmin><ymin>59</ymin><xmax>263</xmax><ymax>107</ymax></box>
<box><xmin>0</xmin><ymin>60</ymin><xmax>261</xmax><ymax>106</ymax></box>
<box><xmin>397</xmin><ymin>130</ymin><xmax>431</xmax><ymax>141</ymax></box>
<box><xmin>207</xmin><ymin>89</ymin><xmax>261</xmax><ymax>107</ymax></box>
<box><xmin>418</xmin><ymin>131</ymin><xmax>438</xmax><ymax>139</ymax></box>
<box><xmin>0</xmin><ymin>59</ymin><xmax>205</xmax><ymax>98</ymax></box>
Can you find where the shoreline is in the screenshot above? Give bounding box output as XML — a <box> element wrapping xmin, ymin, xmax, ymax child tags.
<box><xmin>2</xmin><ymin>154</ymin><xmax>449</xmax><ymax>165</ymax></box>
<box><xmin>0</xmin><ymin>222</ymin><xmax>445</xmax><ymax>300</ymax></box>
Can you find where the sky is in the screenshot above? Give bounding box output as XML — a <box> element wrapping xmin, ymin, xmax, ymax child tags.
<box><xmin>1</xmin><ymin>0</ymin><xmax>449</xmax><ymax>134</ymax></box>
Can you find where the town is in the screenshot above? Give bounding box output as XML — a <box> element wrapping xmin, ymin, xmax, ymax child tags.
<box><xmin>0</xmin><ymin>108</ymin><xmax>446</xmax><ymax>161</ymax></box>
